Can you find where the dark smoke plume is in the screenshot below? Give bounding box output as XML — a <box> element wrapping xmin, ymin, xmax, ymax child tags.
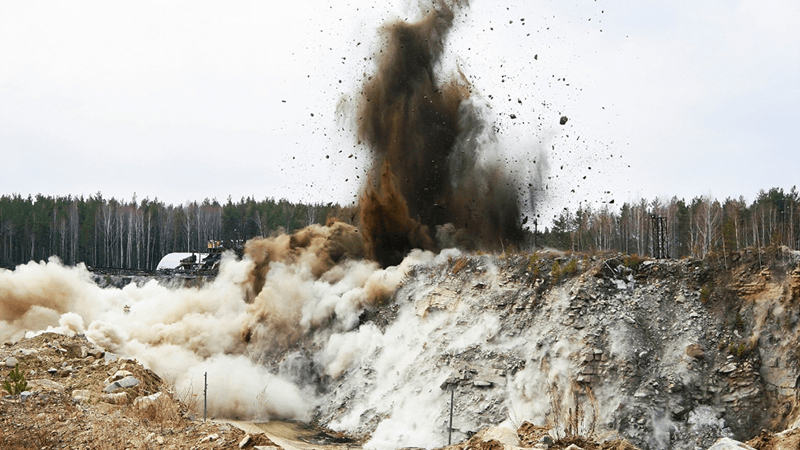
<box><xmin>357</xmin><ymin>1</ymin><xmax>524</xmax><ymax>267</ymax></box>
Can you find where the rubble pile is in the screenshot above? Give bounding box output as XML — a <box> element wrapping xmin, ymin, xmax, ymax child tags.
<box><xmin>0</xmin><ymin>332</ymin><xmax>280</xmax><ymax>449</ymax></box>
<box><xmin>436</xmin><ymin>421</ymin><xmax>641</xmax><ymax>450</ymax></box>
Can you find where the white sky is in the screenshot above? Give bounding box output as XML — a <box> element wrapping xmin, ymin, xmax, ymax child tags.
<box><xmin>1</xmin><ymin>0</ymin><xmax>798</xmax><ymax>222</ymax></box>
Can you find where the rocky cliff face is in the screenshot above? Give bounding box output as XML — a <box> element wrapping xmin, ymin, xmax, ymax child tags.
<box><xmin>311</xmin><ymin>247</ymin><xmax>800</xmax><ymax>450</ymax></box>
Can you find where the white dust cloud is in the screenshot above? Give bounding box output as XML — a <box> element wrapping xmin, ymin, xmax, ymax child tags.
<box><xmin>0</xmin><ymin>223</ymin><xmax>426</xmax><ymax>424</ymax></box>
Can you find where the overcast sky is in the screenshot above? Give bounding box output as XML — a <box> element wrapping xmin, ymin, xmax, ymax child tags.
<box><xmin>1</xmin><ymin>0</ymin><xmax>798</xmax><ymax>222</ymax></box>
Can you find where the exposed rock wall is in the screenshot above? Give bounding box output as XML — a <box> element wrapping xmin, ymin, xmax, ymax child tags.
<box><xmin>315</xmin><ymin>248</ymin><xmax>800</xmax><ymax>450</ymax></box>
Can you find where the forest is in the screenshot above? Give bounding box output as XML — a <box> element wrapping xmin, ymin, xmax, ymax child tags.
<box><xmin>0</xmin><ymin>194</ymin><xmax>344</xmax><ymax>270</ymax></box>
<box><xmin>0</xmin><ymin>186</ymin><xmax>797</xmax><ymax>271</ymax></box>
<box><xmin>537</xmin><ymin>186</ymin><xmax>799</xmax><ymax>259</ymax></box>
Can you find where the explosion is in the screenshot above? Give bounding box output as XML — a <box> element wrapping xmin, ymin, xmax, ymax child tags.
<box><xmin>357</xmin><ymin>0</ymin><xmax>527</xmax><ymax>267</ymax></box>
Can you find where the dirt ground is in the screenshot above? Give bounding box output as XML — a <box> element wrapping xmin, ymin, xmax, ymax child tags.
<box><xmin>0</xmin><ymin>332</ymin><xmax>279</xmax><ymax>449</ymax></box>
<box><xmin>746</xmin><ymin>427</ymin><xmax>800</xmax><ymax>450</ymax></box>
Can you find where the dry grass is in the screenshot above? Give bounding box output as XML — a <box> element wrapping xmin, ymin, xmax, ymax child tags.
<box><xmin>129</xmin><ymin>393</ymin><xmax>183</xmax><ymax>430</ymax></box>
<box><xmin>546</xmin><ymin>380</ymin><xmax>598</xmax><ymax>442</ymax></box>
<box><xmin>620</xmin><ymin>254</ymin><xmax>645</xmax><ymax>268</ymax></box>
<box><xmin>517</xmin><ymin>421</ymin><xmax>551</xmax><ymax>446</ymax></box>
<box><xmin>175</xmin><ymin>378</ymin><xmax>201</xmax><ymax>414</ymax></box>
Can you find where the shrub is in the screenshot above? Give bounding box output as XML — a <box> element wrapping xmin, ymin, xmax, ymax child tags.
<box><xmin>551</xmin><ymin>259</ymin><xmax>579</xmax><ymax>283</ymax></box>
<box><xmin>551</xmin><ymin>260</ymin><xmax>562</xmax><ymax>280</ymax></box>
<box><xmin>528</xmin><ymin>253</ymin><xmax>542</xmax><ymax>278</ymax></box>
<box><xmin>734</xmin><ymin>312</ymin><xmax>745</xmax><ymax>331</ymax></box>
<box><xmin>728</xmin><ymin>338</ymin><xmax>756</xmax><ymax>360</ymax></box>
<box><xmin>2</xmin><ymin>364</ymin><xmax>28</xmax><ymax>396</ymax></box>
<box><xmin>564</xmin><ymin>259</ymin><xmax>578</xmax><ymax>276</ymax></box>
<box><xmin>700</xmin><ymin>282</ymin><xmax>713</xmax><ymax>303</ymax></box>
<box><xmin>129</xmin><ymin>392</ymin><xmax>182</xmax><ymax>429</ymax></box>
<box><xmin>621</xmin><ymin>254</ymin><xmax>645</xmax><ymax>268</ymax></box>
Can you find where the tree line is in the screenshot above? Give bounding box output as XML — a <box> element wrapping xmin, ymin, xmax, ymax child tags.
<box><xmin>538</xmin><ymin>187</ymin><xmax>800</xmax><ymax>258</ymax></box>
<box><xmin>0</xmin><ymin>193</ymin><xmax>346</xmax><ymax>270</ymax></box>
<box><xmin>2</xmin><ymin>186</ymin><xmax>797</xmax><ymax>270</ymax></box>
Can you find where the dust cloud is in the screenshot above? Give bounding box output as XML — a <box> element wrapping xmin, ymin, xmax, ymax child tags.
<box><xmin>0</xmin><ymin>224</ymin><xmax>434</xmax><ymax>423</ymax></box>
<box><xmin>356</xmin><ymin>0</ymin><xmax>530</xmax><ymax>267</ymax></box>
<box><xmin>240</xmin><ymin>220</ymin><xmax>426</xmax><ymax>356</ymax></box>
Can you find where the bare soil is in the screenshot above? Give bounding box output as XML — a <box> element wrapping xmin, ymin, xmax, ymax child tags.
<box><xmin>0</xmin><ymin>332</ymin><xmax>280</xmax><ymax>449</ymax></box>
<box><xmin>746</xmin><ymin>428</ymin><xmax>800</xmax><ymax>450</ymax></box>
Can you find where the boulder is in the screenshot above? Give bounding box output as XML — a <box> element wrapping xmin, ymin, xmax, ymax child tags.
<box><xmin>103</xmin><ymin>375</ymin><xmax>140</xmax><ymax>393</ymax></box>
<box><xmin>101</xmin><ymin>392</ymin><xmax>129</xmax><ymax>405</ymax></box>
<box><xmin>199</xmin><ymin>433</ymin><xmax>220</xmax><ymax>443</ymax></box>
<box><xmin>65</xmin><ymin>344</ymin><xmax>88</xmax><ymax>359</ymax></box>
<box><xmin>72</xmin><ymin>389</ymin><xmax>93</xmax><ymax>403</ymax></box>
<box><xmin>20</xmin><ymin>391</ymin><xmax>32</xmax><ymax>402</ymax></box>
<box><xmin>239</xmin><ymin>435</ymin><xmax>252</xmax><ymax>449</ymax></box>
<box><xmin>133</xmin><ymin>392</ymin><xmax>162</xmax><ymax>409</ymax></box>
<box><xmin>104</xmin><ymin>370</ymin><xmax>132</xmax><ymax>384</ymax></box>
<box><xmin>480</xmin><ymin>426</ymin><xmax>521</xmax><ymax>447</ymax></box>
<box><xmin>27</xmin><ymin>379</ymin><xmax>65</xmax><ymax>391</ymax></box>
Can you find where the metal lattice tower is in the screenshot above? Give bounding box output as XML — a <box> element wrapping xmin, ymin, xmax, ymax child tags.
<box><xmin>651</xmin><ymin>214</ymin><xmax>668</xmax><ymax>259</ymax></box>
